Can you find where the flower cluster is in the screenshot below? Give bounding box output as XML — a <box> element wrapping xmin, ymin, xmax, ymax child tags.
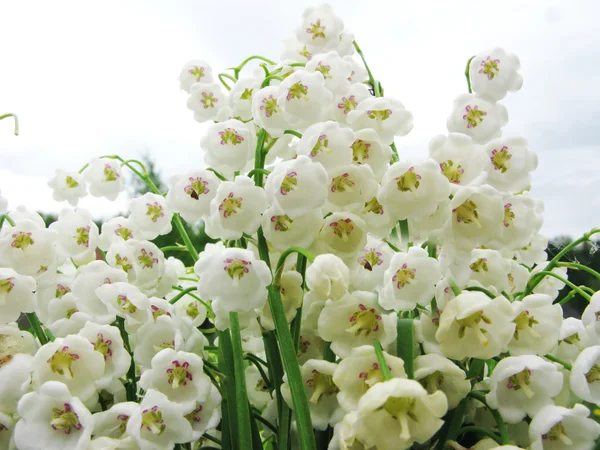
<box><xmin>1</xmin><ymin>4</ymin><xmax>599</xmax><ymax>450</ymax></box>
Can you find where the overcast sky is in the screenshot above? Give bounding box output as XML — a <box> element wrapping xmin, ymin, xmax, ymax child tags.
<box><xmin>1</xmin><ymin>0</ymin><xmax>599</xmax><ymax>238</ymax></box>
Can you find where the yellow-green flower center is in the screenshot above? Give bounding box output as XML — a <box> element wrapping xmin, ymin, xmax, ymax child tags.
<box><xmin>188</xmin><ymin>66</ymin><xmax>205</xmax><ymax>81</ymax></box>
<box><xmin>543</xmin><ymin>421</ymin><xmax>573</xmax><ymax>445</ymax></box>
<box><xmin>219</xmin><ymin>193</ymin><xmax>243</xmax><ymax>218</ymax></box>
<box><xmin>463</xmin><ymin>105</ymin><xmax>487</xmax><ymax>128</ymax></box>
<box><xmin>367</xmin><ymin>109</ymin><xmax>392</xmax><ymax>122</ymax></box>
<box><xmin>51</xmin><ymin>403</ymin><xmax>82</xmax><ymax>434</ymax></box>
<box><xmin>457</xmin><ymin>311</ymin><xmax>491</xmax><ymax>346</ymax></box>
<box><xmin>393</xmin><ymin>265</ymin><xmax>416</xmax><ymax>289</ymax></box>
<box><xmin>513</xmin><ymin>310</ymin><xmax>540</xmax><ymax>340</ymax></box>
<box><xmin>146</xmin><ymin>203</ymin><xmax>164</xmax><ymax>222</ymax></box>
<box><xmin>329</xmin><ymin>218</ymin><xmax>355</xmax><ymax>242</ymax></box>
<box><xmin>440</xmin><ymin>160</ymin><xmax>464</xmax><ymax>184</ymax></box>
<box><xmin>141</xmin><ymin>406</ymin><xmax>166</xmax><ymax>435</ymax></box>
<box><xmin>346</xmin><ymin>304</ymin><xmax>381</xmax><ymax>336</ymax></box>
<box><xmin>117</xmin><ymin>294</ymin><xmax>137</xmax><ymax>313</ymax></box>
<box><xmin>395</xmin><ymin>168</ymin><xmax>421</xmax><ymax>192</ymax></box>
<box><xmin>380</xmin><ymin>397</ymin><xmax>417</xmax><ymax>441</ymax></box>
<box><xmin>272</xmin><ymin>214</ymin><xmax>293</xmax><ymax>232</ymax></box>
<box><xmin>470</xmin><ymin>258</ymin><xmax>488</xmax><ymax>273</ymax></box>
<box><xmin>363</xmin><ymin>197</ymin><xmax>384</xmax><ymax>215</ymax></box>
<box><xmin>307</xmin><ymin>370</ymin><xmax>338</xmax><ymax>404</ymax></box>
<box><xmin>104</xmin><ymin>164</ymin><xmax>119</xmax><ymax>182</ymax></box>
<box><xmin>75</xmin><ymin>226</ymin><xmax>90</xmax><ymax>247</ymax></box>
<box><xmin>167</xmin><ymin>360</ymin><xmax>193</xmax><ymax>389</ymax></box>
<box><xmin>240</xmin><ymin>87</ymin><xmax>254</xmax><ymax>100</ymax></box>
<box><xmin>421</xmin><ymin>371</ymin><xmax>445</xmax><ymax>394</ymax></box>
<box><xmin>306</xmin><ymin>19</ymin><xmax>326</xmax><ymax>39</ymax></box>
<box><xmin>586</xmin><ymin>364</ymin><xmax>600</xmax><ymax>384</ymax></box>
<box><xmin>47</xmin><ymin>346</ymin><xmax>79</xmax><ymax>379</ymax></box>
<box><xmin>11</xmin><ymin>231</ymin><xmax>34</xmax><ymax>250</ymax></box>
<box><xmin>200</xmin><ymin>92</ymin><xmax>217</xmax><ymax>109</ymax></box>
<box><xmin>287</xmin><ymin>82</ymin><xmax>309</xmax><ymax>101</ymax></box>
<box><xmin>454</xmin><ymin>199</ymin><xmax>481</xmax><ymax>227</ymax></box>
<box><xmin>330</xmin><ymin>173</ymin><xmax>355</xmax><ymax>193</ymax></box>
<box><xmin>507</xmin><ymin>368</ymin><xmax>534</xmax><ymax>398</ymax></box>
<box><xmin>219</xmin><ymin>128</ymin><xmax>244</xmax><ymax>146</ymax></box>
<box><xmin>65</xmin><ymin>175</ymin><xmax>79</xmax><ymax>189</ymax></box>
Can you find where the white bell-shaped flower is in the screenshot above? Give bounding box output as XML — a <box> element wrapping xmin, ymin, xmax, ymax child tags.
<box><xmin>317</xmin><ymin>291</ymin><xmax>397</xmax><ymax>358</ymax></box>
<box><xmin>347</xmin><ymin>96</ymin><xmax>414</xmax><ymax>145</ymax></box>
<box><xmin>277</xmin><ymin>70</ymin><xmax>333</xmax><ymax>128</ymax></box>
<box><xmin>91</xmin><ymin>401</ymin><xmax>138</xmax><ymax>440</ymax></box>
<box><xmin>333</xmin><ymin>345</ymin><xmax>406</xmax><ymax>411</ymax></box>
<box><xmin>315</xmin><ymin>211</ymin><xmax>368</xmax><ymax>260</ymax></box>
<box><xmin>95</xmin><ymin>281</ymin><xmax>151</xmax><ymax>330</ymax></box>
<box><xmin>32</xmin><ymin>335</ymin><xmax>105</xmax><ymax>402</ymax></box>
<box><xmin>305</xmin><ymin>51</ymin><xmax>352</xmax><ymax>93</ymax></box>
<box><xmin>84</xmin><ymin>158</ymin><xmax>124</xmax><ymax>201</ymax></box>
<box><xmin>172</xmin><ymin>295</ymin><xmax>207</xmax><ymax>328</ymax></box>
<box><xmin>15</xmin><ymin>381</ymin><xmax>93</xmax><ymax>450</ymax></box>
<box><xmin>469</xmin><ymin>48</ymin><xmax>523</xmax><ymax>101</ymax></box>
<box><xmin>570</xmin><ymin>345</ymin><xmax>600</xmax><ymax>404</ymax></box>
<box><xmin>98</xmin><ymin>216</ymin><xmax>140</xmax><ymax>251</ymax></box>
<box><xmin>349</xmin><ymin>237</ymin><xmax>394</xmax><ymax>292</ymax></box>
<box><xmin>483</xmin><ymin>136</ymin><xmax>538</xmax><ymax>193</ymax></box>
<box><xmin>281</xmin><ymin>359</ymin><xmax>343</xmax><ymax>430</ymax></box>
<box><xmin>514</xmin><ymin>234</ymin><xmax>548</xmax><ymax>268</ymax></box>
<box><xmin>415</xmin><ymin>306</ymin><xmax>443</xmax><ymax>356</ymax></box>
<box><xmin>491</xmin><ymin>192</ymin><xmax>544</xmax><ymax>251</ymax></box>
<box><xmin>194</xmin><ymin>242</ymin><xmax>271</xmax><ymax>314</ymax></box>
<box><xmin>49</xmin><ymin>208</ymin><xmax>99</xmax><ymax>260</ymax></box>
<box><xmin>129</xmin><ymin>193</ymin><xmax>173</xmax><ymax>241</ymax></box>
<box><xmin>296</xmin><ymin>4</ymin><xmax>344</xmax><ymax>50</ymax></box>
<box><xmin>185</xmin><ymin>385</ymin><xmax>222</xmax><ymax>441</ymax></box>
<box><xmin>139</xmin><ymin>348</ymin><xmax>212</xmax><ymax>412</ymax></box>
<box><xmin>352</xmin><ymin>378</ymin><xmax>448</xmax><ymax>450</ymax></box>
<box><xmin>46</xmin><ymin>292</ymin><xmax>93</xmax><ymax>338</ymax></box>
<box><xmin>5</xmin><ymin>205</ymin><xmax>47</xmax><ymax>228</ymax></box>
<box><xmin>487</xmin><ymin>355</ymin><xmax>563</xmax><ymax>423</ymax></box>
<box><xmin>0</xmin><ymin>352</ymin><xmax>33</xmax><ymax>414</ymax></box>
<box><xmin>165</xmin><ymin>169</ymin><xmax>220</xmax><ymax>224</ymax></box>
<box><xmin>529</xmin><ymin>404</ymin><xmax>600</xmax><ymax>450</ymax></box>
<box><xmin>228</xmin><ymin>76</ymin><xmax>260</xmax><ymax>121</ymax></box>
<box><xmin>379</xmin><ymin>247</ymin><xmax>441</xmax><ymax>311</ymax></box>
<box><xmin>464</xmin><ymin>248</ymin><xmax>512</xmax><ymax>293</ymax></box>
<box><xmin>331</xmin><ymin>83</ymin><xmax>372</xmax><ymax>126</ymax></box>
<box><xmin>77</xmin><ymin>322</ymin><xmax>130</xmax><ymax>389</ymax></box>
<box><xmin>509</xmin><ymin>294</ymin><xmax>562</xmax><ymax>356</ymax></box>
<box><xmin>0</xmin><ymin>219</ymin><xmax>58</xmax><ymax>278</ymax></box>
<box><xmin>553</xmin><ymin>318</ymin><xmax>587</xmax><ymax>364</ymax></box>
<box><xmin>186</xmin><ymin>82</ymin><xmax>226</xmax><ymax>123</ymax></box>
<box><xmin>0</xmin><ymin>268</ymin><xmax>36</xmax><ymax>324</ymax></box>
<box><xmin>296</xmin><ymin>121</ymin><xmax>355</xmax><ymax>172</ymax></box>
<box><xmin>252</xmin><ymin>85</ymin><xmax>289</xmax><ymax>137</ymax></box>
<box><xmin>446</xmin><ymin>93</ymin><xmax>508</xmax><ymax>144</ymax></box>
<box><xmin>306</xmin><ymin>253</ymin><xmax>350</xmax><ymax>301</ymax></box>
<box><xmin>506</xmin><ymin>259</ymin><xmax>530</xmax><ymax>297</ymax></box>
<box><xmin>264</xmin><ymin>155</ymin><xmax>329</xmax><ymax>218</ymax></box>
<box><xmin>178</xmin><ymin>60</ymin><xmax>213</xmax><ymax>92</ymax></box>
<box><xmin>126</xmin><ymin>389</ymin><xmax>194</xmax><ymax>449</ymax></box>
<box><xmin>378</xmin><ymin>159</ymin><xmax>451</xmax><ymax>222</ymax></box>
<box><xmin>259</xmin><ymin>270</ymin><xmax>303</xmax><ymax>331</ymax></box>
<box><xmin>245</xmin><ymin>364</ymin><xmax>272</xmax><ymax>408</ymax></box>
<box><xmin>200</xmin><ymin>119</ymin><xmax>256</xmax><ymax>177</ymax></box>
<box><xmin>350</xmin><ymin>128</ymin><xmax>393</xmax><ymax>182</ymax></box>
<box><xmin>436</xmin><ymin>291</ymin><xmax>516</xmax><ymax>360</ymax></box>
<box><xmin>325</xmin><ymin>164</ymin><xmax>378</xmax><ymax>214</ymax></box>
<box><xmin>205</xmin><ymin>175</ymin><xmax>268</xmax><ymax>240</ymax></box>
<box><xmin>133</xmin><ymin>315</ymin><xmax>187</xmax><ymax>370</ymax></box>
<box><xmin>414</xmin><ymin>353</ymin><xmax>470</xmax><ymax>409</ymax></box>
<box><xmin>261</xmin><ymin>205</ymin><xmax>322</xmax><ymax>252</ymax></box>
<box><xmin>48</xmin><ymin>169</ymin><xmax>87</xmax><ymax>207</ymax></box>
<box><xmin>429</xmin><ymin>133</ymin><xmax>487</xmax><ymax>189</ymax></box>
<box><xmin>531</xmin><ymin>264</ymin><xmax>568</xmax><ymax>300</ymax></box>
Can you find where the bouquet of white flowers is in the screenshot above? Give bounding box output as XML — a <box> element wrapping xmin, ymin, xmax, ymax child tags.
<box><xmin>1</xmin><ymin>4</ymin><xmax>600</xmax><ymax>450</ymax></box>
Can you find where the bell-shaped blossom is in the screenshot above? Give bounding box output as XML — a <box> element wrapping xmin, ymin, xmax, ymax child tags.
<box><xmin>531</xmin><ymin>264</ymin><xmax>568</xmax><ymax>300</ymax></box>
<box><xmin>415</xmin><ymin>307</ymin><xmax>443</xmax><ymax>356</ymax></box>
<box><xmin>464</xmin><ymin>248</ymin><xmax>512</xmax><ymax>293</ymax></box>
<box><xmin>84</xmin><ymin>158</ymin><xmax>124</xmax><ymax>201</ymax></box>
<box><xmin>204</xmin><ymin>175</ymin><xmax>268</xmax><ymax>240</ymax></box>
<box><xmin>446</xmin><ymin>93</ymin><xmax>508</xmax><ymax>144</ymax></box>
<box><xmin>259</xmin><ymin>270</ymin><xmax>303</xmax><ymax>331</ymax></box>
<box><xmin>0</xmin><ymin>352</ymin><xmax>33</xmax><ymax>413</ymax></box>
<box><xmin>77</xmin><ymin>322</ymin><xmax>130</xmax><ymax>388</ymax></box>
<box><xmin>187</xmin><ymin>82</ymin><xmax>226</xmax><ymax>123</ymax></box>
<box><xmin>349</xmin><ymin>128</ymin><xmax>393</xmax><ymax>181</ymax></box>
<box><xmin>414</xmin><ymin>353</ymin><xmax>470</xmax><ymax>409</ymax></box>
<box><xmin>277</xmin><ymin>70</ymin><xmax>333</xmax><ymax>128</ymax></box>
<box><xmin>347</xmin><ymin>96</ymin><xmax>413</xmax><ymax>145</ymax></box>
<box><xmin>331</xmin><ymin>83</ymin><xmax>372</xmax><ymax>126</ymax></box>
<box><xmin>0</xmin><ymin>219</ymin><xmax>58</xmax><ymax>278</ymax></box>
<box><xmin>305</xmin><ymin>51</ymin><xmax>352</xmax><ymax>93</ymax></box>
<box><xmin>48</xmin><ymin>169</ymin><xmax>87</xmax><ymax>207</ymax></box>
<box><xmin>296</xmin><ymin>121</ymin><xmax>355</xmax><ymax>172</ymax></box>
<box><xmin>194</xmin><ymin>242</ymin><xmax>271</xmax><ymax>313</ymax></box>
<box><xmin>514</xmin><ymin>234</ymin><xmax>548</xmax><ymax>268</ymax></box>
<box><xmin>506</xmin><ymin>259</ymin><xmax>530</xmax><ymax>297</ymax></box>
<box><xmin>228</xmin><ymin>76</ymin><xmax>260</xmax><ymax>121</ymax></box>
<box><xmin>333</xmin><ymin>345</ymin><xmax>406</xmax><ymax>411</ymax></box>
<box><xmin>296</xmin><ymin>4</ymin><xmax>344</xmax><ymax>50</ymax></box>
<box><xmin>325</xmin><ymin>164</ymin><xmax>378</xmax><ymax>214</ymax></box>
<box><xmin>127</xmin><ymin>389</ymin><xmax>194</xmax><ymax>449</ymax></box>
<box><xmin>46</xmin><ymin>292</ymin><xmax>94</xmax><ymax>338</ymax></box>
<box><xmin>14</xmin><ymin>381</ymin><xmax>93</xmax><ymax>450</ymax></box>
<box><xmin>487</xmin><ymin>355</ymin><xmax>563</xmax><ymax>423</ymax></box>
<box><xmin>178</xmin><ymin>60</ymin><xmax>213</xmax><ymax>92</ymax></box>
<box><xmin>552</xmin><ymin>318</ymin><xmax>588</xmax><ymax>364</ymax></box>
<box><xmin>261</xmin><ymin>205</ymin><xmax>322</xmax><ymax>252</ymax></box>
<box><xmin>379</xmin><ymin>247</ymin><xmax>441</xmax><ymax>311</ymax></box>
<box><xmin>0</xmin><ymin>323</ymin><xmax>37</xmax><ymax>359</ymax></box>
<box><xmin>72</xmin><ymin>261</ymin><xmax>127</xmax><ymax>324</ymax></box>
<box><xmin>200</xmin><ymin>119</ymin><xmax>256</xmax><ymax>177</ymax></box>
<box><xmin>172</xmin><ymin>295</ymin><xmax>207</xmax><ymax>329</ymax></box>
<box><xmin>378</xmin><ymin>159</ymin><xmax>451</xmax><ymax>222</ymax></box>
<box><xmin>469</xmin><ymin>48</ymin><xmax>523</xmax><ymax>101</ymax></box>
<box><xmin>318</xmin><ymin>291</ymin><xmax>397</xmax><ymax>358</ymax></box>
<box><xmin>92</xmin><ymin>401</ymin><xmax>138</xmax><ymax>440</ymax></box>
<box><xmin>97</xmin><ymin>216</ymin><xmax>140</xmax><ymax>251</ymax></box>
<box><xmin>436</xmin><ymin>291</ymin><xmax>516</xmax><ymax>360</ymax></box>
<box><xmin>351</xmin><ymin>378</ymin><xmax>448</xmax><ymax>450</ymax></box>
<box><xmin>429</xmin><ymin>133</ymin><xmax>487</xmax><ymax>189</ymax></box>
<box><xmin>245</xmin><ymin>364</ymin><xmax>272</xmax><ymax>408</ymax></box>
<box><xmin>252</xmin><ymin>85</ymin><xmax>289</xmax><ymax>137</ymax></box>
<box><xmin>529</xmin><ymin>404</ymin><xmax>600</xmax><ymax>450</ymax></box>
<box><xmin>133</xmin><ymin>315</ymin><xmax>187</xmax><ymax>369</ymax></box>
<box><xmin>509</xmin><ymin>294</ymin><xmax>562</xmax><ymax>356</ymax></box>
<box><xmin>32</xmin><ymin>335</ymin><xmax>105</xmax><ymax>402</ymax></box>
<box><xmin>446</xmin><ymin>185</ymin><xmax>504</xmax><ymax>250</ymax></box>
<box><xmin>49</xmin><ymin>208</ymin><xmax>99</xmax><ymax>260</ymax></box>
<box><xmin>484</xmin><ymin>136</ymin><xmax>538</xmax><ymax>194</ymax></box>
<box><xmin>96</xmin><ymin>281</ymin><xmax>151</xmax><ymax>330</ymax></box>
<box><xmin>491</xmin><ymin>192</ymin><xmax>544</xmax><ymax>251</ymax></box>
<box><xmin>570</xmin><ymin>345</ymin><xmax>600</xmax><ymax>404</ymax></box>
<box><xmin>349</xmin><ymin>237</ymin><xmax>394</xmax><ymax>292</ymax></box>
<box><xmin>281</xmin><ymin>359</ymin><xmax>343</xmax><ymax>430</ymax></box>
<box><xmin>139</xmin><ymin>349</ymin><xmax>212</xmax><ymax>412</ymax></box>
<box><xmin>316</xmin><ymin>212</ymin><xmax>368</xmax><ymax>260</ymax></box>
<box><xmin>306</xmin><ymin>253</ymin><xmax>350</xmax><ymax>301</ymax></box>
<box><xmin>129</xmin><ymin>193</ymin><xmax>173</xmax><ymax>240</ymax></box>
<box><xmin>5</xmin><ymin>205</ymin><xmax>47</xmax><ymax>228</ymax></box>
<box><xmin>0</xmin><ymin>411</ymin><xmax>14</xmax><ymax>449</ymax></box>
<box><xmin>0</xmin><ymin>268</ymin><xmax>36</xmax><ymax>324</ymax></box>
<box><xmin>264</xmin><ymin>155</ymin><xmax>329</xmax><ymax>218</ymax></box>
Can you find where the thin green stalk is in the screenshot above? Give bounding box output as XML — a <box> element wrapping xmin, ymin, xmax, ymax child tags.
<box><xmin>168</xmin><ymin>286</ymin><xmax>197</xmax><ymax>305</ymax></box>
<box><xmin>467</xmin><ymin>359</ymin><xmax>486</xmax><ymax>385</ymax></box>
<box><xmin>352</xmin><ymin>41</ymin><xmax>380</xmax><ymax>97</ymax></box>
<box><xmin>262</xmin><ymin>331</ymin><xmax>288</xmax><ymax>449</ymax></box>
<box><xmin>229</xmin><ymin>313</ymin><xmax>253</xmax><ymax>450</ymax></box>
<box><xmin>398</xmin><ymin>219</ymin><xmax>411</xmax><ymax>249</ymax></box>
<box><xmin>245</xmin><ymin>354</ymin><xmax>272</xmax><ymax>389</ymax></box>
<box><xmin>465</xmin><ymin>56</ymin><xmax>476</xmax><ymax>94</ymax></box>
<box><xmin>373</xmin><ymin>339</ymin><xmax>392</xmax><ymax>381</ymax></box>
<box><xmin>172</xmin><ymin>214</ymin><xmax>199</xmax><ymax>262</ymax></box>
<box><xmin>529</xmin><ymin>271</ymin><xmax>591</xmax><ymax>301</ymax></box>
<box><xmin>390</xmin><ymin>142</ymin><xmax>399</xmax><ymax>163</ymax></box>
<box><xmin>247</xmin><ymin>168</ymin><xmax>271</xmax><ymax>179</ymax></box>
<box><xmin>275</xmin><ymin>247</ymin><xmax>315</xmax><ymax>282</ymax></box>
<box><xmin>448</xmin><ymin>279</ymin><xmax>462</xmax><ymax>296</ymax></box>
<box><xmin>560</xmin><ymin>262</ymin><xmax>600</xmax><ymax>282</ymax></box>
<box><xmin>253</xmin><ymin>129</ymin><xmax>268</xmax><ymax>186</ymax></box>
<box><xmin>252</xmin><ymin>409</ymin><xmax>278</xmax><ymax>434</ymax></box>
<box><xmin>0</xmin><ymin>214</ymin><xmax>16</xmax><ymax>228</ymax></box>
<box><xmin>383</xmin><ymin>238</ymin><xmax>401</xmax><ymax>252</ymax></box>
<box><xmin>545</xmin><ymin>354</ymin><xmax>572</xmax><ymax>370</ymax></box>
<box><xmin>261</xmin><ymin>75</ymin><xmax>284</xmax><ymax>88</ymax></box>
<box><xmin>218</xmin><ymin>330</ymin><xmax>237</xmax><ymax>450</ymax></box>
<box><xmin>232</xmin><ymin>55</ymin><xmax>276</xmax><ymax>78</ymax></box>
<box><xmin>467</xmin><ymin>391</ymin><xmax>509</xmax><ymax>444</ymax></box>
<box><xmin>283</xmin><ymin>129</ymin><xmax>303</xmax><ymax>139</ymax></box>
<box><xmin>206</xmin><ymin>167</ymin><xmax>228</xmax><ymax>181</ymax></box>
<box><xmin>560</xmin><ymin>289</ymin><xmax>579</xmax><ymax>305</ymax></box>
<box><xmin>160</xmin><ymin>245</ymin><xmax>189</xmax><ymax>253</ymax></box>
<box><xmin>116</xmin><ymin>317</ymin><xmax>137</xmax><ymax>401</ymax></box>
<box><xmin>218</xmin><ymin>73</ymin><xmax>237</xmax><ymax>91</ymax></box>
<box><xmin>465</xmin><ymin>286</ymin><xmax>496</xmax><ymax>298</ymax></box>
<box><xmin>396</xmin><ymin>319</ymin><xmax>414</xmax><ymax>379</ymax></box>
<box><xmin>0</xmin><ymin>113</ymin><xmax>19</xmax><ymax>136</ymax></box>
<box><xmin>26</xmin><ymin>313</ymin><xmax>49</xmax><ymax>345</ymax></box>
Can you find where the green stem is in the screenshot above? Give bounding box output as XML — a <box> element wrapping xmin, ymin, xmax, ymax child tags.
<box><xmin>560</xmin><ymin>262</ymin><xmax>600</xmax><ymax>282</ymax></box>
<box><xmin>168</xmin><ymin>286</ymin><xmax>197</xmax><ymax>305</ymax></box>
<box><xmin>448</xmin><ymin>279</ymin><xmax>462</xmax><ymax>296</ymax></box>
<box><xmin>457</xmin><ymin>426</ymin><xmax>502</xmax><ymax>444</ymax></box>
<box><xmin>253</xmin><ymin>129</ymin><xmax>268</xmax><ymax>186</ymax></box>
<box><xmin>545</xmin><ymin>354</ymin><xmax>572</xmax><ymax>370</ymax></box>
<box><xmin>0</xmin><ymin>113</ymin><xmax>19</xmax><ymax>136</ymax></box>
<box><xmin>172</xmin><ymin>214</ymin><xmax>199</xmax><ymax>262</ymax></box>
<box><xmin>0</xmin><ymin>214</ymin><xmax>16</xmax><ymax>229</ymax></box>
<box><xmin>275</xmin><ymin>247</ymin><xmax>316</xmax><ymax>282</ymax></box>
<box><xmin>465</xmin><ymin>56</ymin><xmax>476</xmax><ymax>94</ymax></box>
<box><xmin>160</xmin><ymin>245</ymin><xmax>189</xmax><ymax>253</ymax></box>
<box><xmin>352</xmin><ymin>41</ymin><xmax>380</xmax><ymax>97</ymax></box>
<box><xmin>398</xmin><ymin>219</ymin><xmax>411</xmax><ymax>249</ymax></box>
<box><xmin>218</xmin><ymin>73</ymin><xmax>237</xmax><ymax>91</ymax></box>
<box><xmin>464</xmin><ymin>286</ymin><xmax>496</xmax><ymax>299</ymax></box>
<box><xmin>229</xmin><ymin>313</ymin><xmax>253</xmax><ymax>450</ymax></box>
<box><xmin>283</xmin><ymin>129</ymin><xmax>303</xmax><ymax>139</ymax></box>
<box><xmin>233</xmin><ymin>55</ymin><xmax>276</xmax><ymax>78</ymax></box>
<box><xmin>396</xmin><ymin>319</ymin><xmax>414</xmax><ymax>379</ymax></box>
<box><xmin>262</xmin><ymin>331</ymin><xmax>288</xmax><ymax>449</ymax></box>
<box><xmin>218</xmin><ymin>330</ymin><xmax>237</xmax><ymax>450</ymax></box>
<box><xmin>467</xmin><ymin>391</ymin><xmax>509</xmax><ymax>444</ymax></box>
<box><xmin>467</xmin><ymin>359</ymin><xmax>486</xmax><ymax>385</ymax></box>
<box><xmin>252</xmin><ymin>409</ymin><xmax>278</xmax><ymax>434</ymax></box>
<box><xmin>116</xmin><ymin>317</ymin><xmax>137</xmax><ymax>402</ymax></box>
<box><xmin>383</xmin><ymin>238</ymin><xmax>401</xmax><ymax>252</ymax></box>
<box><xmin>207</xmin><ymin>167</ymin><xmax>228</xmax><ymax>181</ymax></box>
<box><xmin>529</xmin><ymin>271</ymin><xmax>591</xmax><ymax>301</ymax></box>
<box><xmin>245</xmin><ymin>354</ymin><xmax>272</xmax><ymax>388</ymax></box>
<box><xmin>26</xmin><ymin>313</ymin><xmax>49</xmax><ymax>345</ymax></box>
<box><xmin>261</xmin><ymin>75</ymin><xmax>284</xmax><ymax>88</ymax></box>
<box><xmin>559</xmin><ymin>289</ymin><xmax>579</xmax><ymax>306</ymax></box>
<box><xmin>373</xmin><ymin>339</ymin><xmax>392</xmax><ymax>381</ymax></box>
<box><xmin>390</xmin><ymin>142</ymin><xmax>399</xmax><ymax>163</ymax></box>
